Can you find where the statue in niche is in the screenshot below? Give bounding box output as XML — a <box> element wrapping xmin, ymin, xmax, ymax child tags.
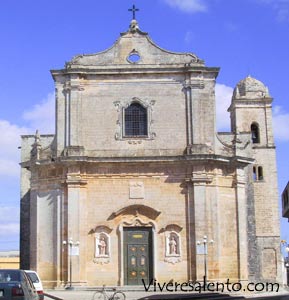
<box><xmin>98</xmin><ymin>237</ymin><xmax>107</xmax><ymax>255</ymax></box>
<box><xmin>165</xmin><ymin>231</ymin><xmax>181</xmax><ymax>264</ymax></box>
<box><xmin>169</xmin><ymin>236</ymin><xmax>177</xmax><ymax>255</ymax></box>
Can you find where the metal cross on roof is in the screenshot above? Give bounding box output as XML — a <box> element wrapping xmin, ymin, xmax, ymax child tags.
<box><xmin>128</xmin><ymin>4</ymin><xmax>139</xmax><ymax>20</ymax></box>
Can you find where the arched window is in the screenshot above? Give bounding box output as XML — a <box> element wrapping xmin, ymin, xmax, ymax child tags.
<box><xmin>124</xmin><ymin>103</ymin><xmax>148</xmax><ymax>137</ymax></box>
<box><xmin>253</xmin><ymin>166</ymin><xmax>257</xmax><ymax>181</ymax></box>
<box><xmin>251</xmin><ymin>123</ymin><xmax>260</xmax><ymax>144</ymax></box>
<box><xmin>253</xmin><ymin>165</ymin><xmax>264</xmax><ymax>181</ymax></box>
<box><xmin>258</xmin><ymin>166</ymin><xmax>263</xmax><ymax>180</ymax></box>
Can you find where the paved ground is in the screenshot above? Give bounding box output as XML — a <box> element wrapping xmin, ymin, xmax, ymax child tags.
<box><xmin>43</xmin><ymin>289</ymin><xmax>289</xmax><ymax>300</ymax></box>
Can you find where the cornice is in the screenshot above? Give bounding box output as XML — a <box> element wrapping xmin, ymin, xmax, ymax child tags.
<box><xmin>20</xmin><ymin>152</ymin><xmax>254</xmax><ymax>170</ymax></box>
<box><xmin>50</xmin><ymin>65</ymin><xmax>220</xmax><ymax>78</ymax></box>
<box><xmin>52</xmin><ymin>154</ymin><xmax>252</xmax><ymax>165</ymax></box>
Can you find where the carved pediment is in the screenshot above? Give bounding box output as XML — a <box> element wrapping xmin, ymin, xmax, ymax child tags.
<box><xmin>107</xmin><ymin>204</ymin><xmax>161</xmax><ymax>221</ymax></box>
<box><xmin>89</xmin><ymin>225</ymin><xmax>113</xmax><ymax>235</ymax></box>
<box><xmin>65</xmin><ymin>21</ymin><xmax>203</xmax><ymax>68</ymax></box>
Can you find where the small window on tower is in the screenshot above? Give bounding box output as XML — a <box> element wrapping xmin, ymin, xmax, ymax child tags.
<box><xmin>251</xmin><ymin>123</ymin><xmax>260</xmax><ymax>144</ymax></box>
<box><xmin>253</xmin><ymin>166</ymin><xmax>257</xmax><ymax>181</ymax></box>
<box><xmin>258</xmin><ymin>166</ymin><xmax>263</xmax><ymax>180</ymax></box>
<box><xmin>253</xmin><ymin>165</ymin><xmax>264</xmax><ymax>181</ymax></box>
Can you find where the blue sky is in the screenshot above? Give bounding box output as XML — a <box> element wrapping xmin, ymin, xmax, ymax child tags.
<box><xmin>0</xmin><ymin>0</ymin><xmax>289</xmax><ymax>252</ymax></box>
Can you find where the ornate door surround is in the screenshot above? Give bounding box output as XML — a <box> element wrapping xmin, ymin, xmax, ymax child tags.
<box><xmin>117</xmin><ymin>216</ymin><xmax>157</xmax><ymax>286</ymax></box>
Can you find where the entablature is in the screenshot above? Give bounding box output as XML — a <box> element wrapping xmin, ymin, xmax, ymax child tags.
<box><xmin>21</xmin><ymin>153</ymin><xmax>253</xmax><ymax>169</ymax></box>
<box><xmin>51</xmin><ymin>65</ymin><xmax>220</xmax><ymax>80</ymax></box>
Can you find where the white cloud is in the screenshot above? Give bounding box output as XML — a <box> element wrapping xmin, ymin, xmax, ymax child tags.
<box><xmin>0</xmin><ymin>94</ymin><xmax>54</xmax><ymax>246</ymax></box>
<box><xmin>22</xmin><ymin>93</ymin><xmax>55</xmax><ymax>133</ymax></box>
<box><xmin>0</xmin><ymin>120</ymin><xmax>29</xmax><ymax>160</ymax></box>
<box><xmin>0</xmin><ymin>207</ymin><xmax>19</xmax><ymax>223</ymax></box>
<box><xmin>184</xmin><ymin>31</ymin><xmax>194</xmax><ymax>44</ymax></box>
<box><xmin>0</xmin><ymin>223</ymin><xmax>19</xmax><ymax>237</ymax></box>
<box><xmin>0</xmin><ymin>206</ymin><xmax>19</xmax><ymax>237</ymax></box>
<box><xmin>0</xmin><ymin>160</ymin><xmax>20</xmax><ymax>177</ymax></box>
<box><xmin>162</xmin><ymin>0</ymin><xmax>207</xmax><ymax>13</ymax></box>
<box><xmin>272</xmin><ymin>106</ymin><xmax>289</xmax><ymax>141</ymax></box>
<box><xmin>0</xmin><ymin>93</ymin><xmax>55</xmax><ymax>177</ymax></box>
<box><xmin>0</xmin><ymin>120</ymin><xmax>29</xmax><ymax>177</ymax></box>
<box><xmin>224</xmin><ymin>22</ymin><xmax>238</xmax><ymax>33</ymax></box>
<box><xmin>256</xmin><ymin>0</ymin><xmax>289</xmax><ymax>22</ymax></box>
<box><xmin>215</xmin><ymin>83</ymin><xmax>233</xmax><ymax>131</ymax></box>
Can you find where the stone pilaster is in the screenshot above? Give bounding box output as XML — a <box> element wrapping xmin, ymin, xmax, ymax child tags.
<box><xmin>234</xmin><ymin>167</ymin><xmax>249</xmax><ymax>282</ymax></box>
<box><xmin>186</xmin><ymin>166</ymin><xmax>212</xmax><ymax>281</ymax></box>
<box><xmin>64</xmin><ymin>165</ymin><xmax>87</xmax><ymax>286</ymax></box>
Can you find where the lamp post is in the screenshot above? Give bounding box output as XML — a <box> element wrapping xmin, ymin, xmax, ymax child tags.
<box><xmin>281</xmin><ymin>240</ymin><xmax>289</xmax><ymax>286</ymax></box>
<box><xmin>197</xmin><ymin>235</ymin><xmax>214</xmax><ymax>289</ymax></box>
<box><xmin>285</xmin><ymin>244</ymin><xmax>289</xmax><ymax>286</ymax></box>
<box><xmin>63</xmin><ymin>238</ymin><xmax>80</xmax><ymax>290</ymax></box>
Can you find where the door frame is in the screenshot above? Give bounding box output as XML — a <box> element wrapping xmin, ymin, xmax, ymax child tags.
<box><xmin>117</xmin><ymin>217</ymin><xmax>157</xmax><ymax>286</ymax></box>
<box><xmin>123</xmin><ymin>227</ymin><xmax>152</xmax><ymax>285</ymax></box>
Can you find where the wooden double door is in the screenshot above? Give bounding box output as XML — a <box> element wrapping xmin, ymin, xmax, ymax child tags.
<box><xmin>123</xmin><ymin>227</ymin><xmax>153</xmax><ymax>285</ymax></box>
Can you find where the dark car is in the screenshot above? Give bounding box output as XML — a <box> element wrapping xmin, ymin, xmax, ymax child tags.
<box><xmin>0</xmin><ymin>269</ymin><xmax>38</xmax><ymax>300</ymax></box>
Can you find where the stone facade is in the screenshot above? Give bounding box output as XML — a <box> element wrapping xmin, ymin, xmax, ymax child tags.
<box><xmin>20</xmin><ymin>20</ymin><xmax>281</xmax><ymax>288</ymax></box>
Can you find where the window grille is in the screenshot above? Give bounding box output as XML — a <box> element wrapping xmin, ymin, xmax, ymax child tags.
<box><xmin>124</xmin><ymin>103</ymin><xmax>148</xmax><ymax>137</ymax></box>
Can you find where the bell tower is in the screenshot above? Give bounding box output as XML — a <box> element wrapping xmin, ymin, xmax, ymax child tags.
<box><xmin>228</xmin><ymin>75</ymin><xmax>281</xmax><ymax>282</ymax></box>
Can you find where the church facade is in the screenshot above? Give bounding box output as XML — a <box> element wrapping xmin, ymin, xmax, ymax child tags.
<box><xmin>20</xmin><ymin>19</ymin><xmax>281</xmax><ymax>288</ymax></box>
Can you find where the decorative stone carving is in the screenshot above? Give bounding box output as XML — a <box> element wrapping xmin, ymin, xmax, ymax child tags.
<box><xmin>63</xmin><ymin>81</ymin><xmax>85</xmax><ymax>92</ymax></box>
<box><xmin>129</xmin><ymin>182</ymin><xmax>144</xmax><ymax>199</ymax></box>
<box><xmin>123</xmin><ymin>216</ymin><xmax>154</xmax><ymax>228</ymax></box>
<box><xmin>183</xmin><ymin>80</ymin><xmax>204</xmax><ymax>90</ymax></box>
<box><xmin>128</xmin><ymin>140</ymin><xmax>142</xmax><ymax>144</ymax></box>
<box><xmin>108</xmin><ymin>204</ymin><xmax>161</xmax><ymax>221</ymax></box>
<box><xmin>129</xmin><ymin>19</ymin><xmax>140</xmax><ymax>33</ymax></box>
<box><xmin>31</xmin><ymin>130</ymin><xmax>42</xmax><ymax>161</ymax></box>
<box><xmin>63</xmin><ymin>146</ymin><xmax>85</xmax><ymax>157</ymax></box>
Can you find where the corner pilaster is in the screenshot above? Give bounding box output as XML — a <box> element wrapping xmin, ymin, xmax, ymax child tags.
<box><xmin>63</xmin><ymin>164</ymin><xmax>87</xmax><ymax>286</ymax></box>
<box><xmin>185</xmin><ymin>167</ymin><xmax>212</xmax><ymax>282</ymax></box>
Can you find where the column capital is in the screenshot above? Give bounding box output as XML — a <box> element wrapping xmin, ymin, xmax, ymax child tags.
<box><xmin>185</xmin><ymin>176</ymin><xmax>212</xmax><ymax>184</ymax></box>
<box><xmin>183</xmin><ymin>80</ymin><xmax>204</xmax><ymax>90</ymax></box>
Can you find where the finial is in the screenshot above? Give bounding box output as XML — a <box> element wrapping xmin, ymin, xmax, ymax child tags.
<box><xmin>128</xmin><ymin>4</ymin><xmax>139</xmax><ymax>20</ymax></box>
<box><xmin>129</xmin><ymin>19</ymin><xmax>139</xmax><ymax>33</ymax></box>
<box><xmin>31</xmin><ymin>129</ymin><xmax>41</xmax><ymax>161</ymax></box>
<box><xmin>35</xmin><ymin>130</ymin><xmax>40</xmax><ymax>144</ymax></box>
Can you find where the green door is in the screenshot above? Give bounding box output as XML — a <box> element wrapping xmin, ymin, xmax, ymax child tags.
<box><xmin>124</xmin><ymin>227</ymin><xmax>153</xmax><ymax>285</ymax></box>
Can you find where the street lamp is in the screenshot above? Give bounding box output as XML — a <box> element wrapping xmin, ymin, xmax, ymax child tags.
<box><xmin>281</xmin><ymin>240</ymin><xmax>289</xmax><ymax>286</ymax></box>
<box><xmin>197</xmin><ymin>235</ymin><xmax>214</xmax><ymax>289</ymax></box>
<box><xmin>63</xmin><ymin>238</ymin><xmax>80</xmax><ymax>290</ymax></box>
<box><xmin>285</xmin><ymin>245</ymin><xmax>289</xmax><ymax>286</ymax></box>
